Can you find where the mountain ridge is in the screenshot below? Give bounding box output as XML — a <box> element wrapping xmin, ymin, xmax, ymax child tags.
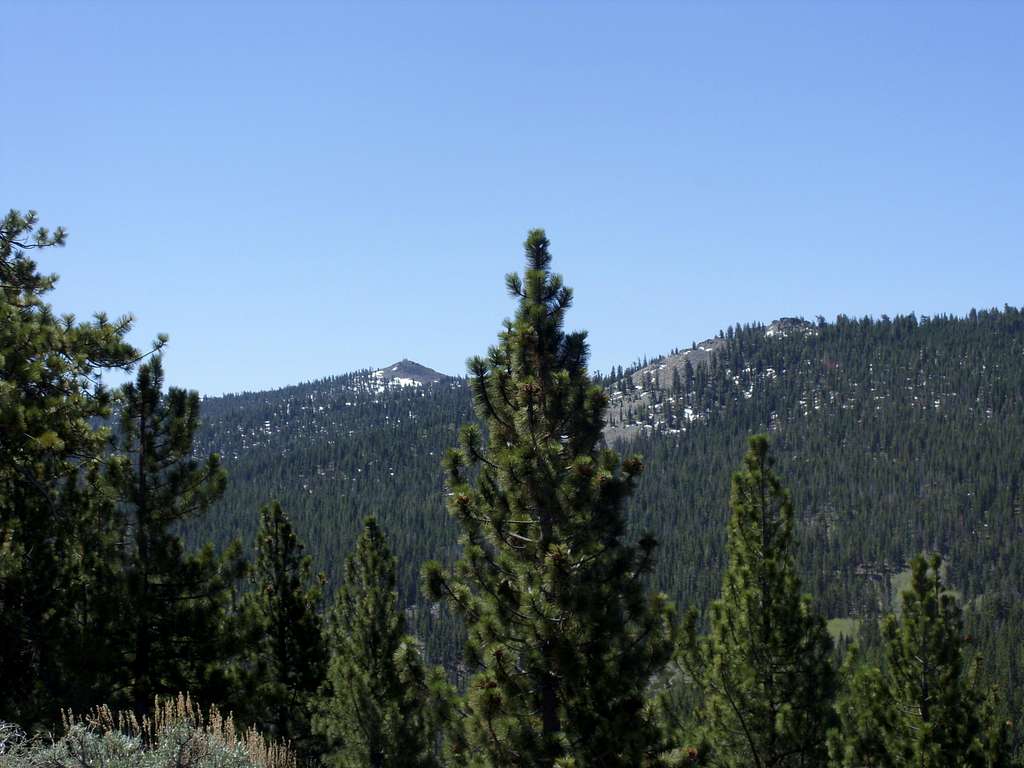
<box><xmin>189</xmin><ymin>306</ymin><xmax>1024</xmax><ymax>707</ymax></box>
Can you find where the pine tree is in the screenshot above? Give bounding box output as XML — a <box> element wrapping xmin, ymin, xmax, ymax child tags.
<box><xmin>421</xmin><ymin>229</ymin><xmax>675</xmax><ymax>768</ymax></box>
<box><xmin>829</xmin><ymin>554</ymin><xmax>1011</xmax><ymax>768</ymax></box>
<box><xmin>106</xmin><ymin>356</ymin><xmax>244</xmax><ymax>718</ymax></box>
<box><xmin>0</xmin><ymin>209</ymin><xmax>150</xmax><ymax>725</ymax></box>
<box><xmin>677</xmin><ymin>435</ymin><xmax>836</xmax><ymax>768</ymax></box>
<box><xmin>240</xmin><ymin>501</ymin><xmax>327</xmax><ymax>762</ymax></box>
<box><xmin>316</xmin><ymin>517</ymin><xmax>445</xmax><ymax>768</ymax></box>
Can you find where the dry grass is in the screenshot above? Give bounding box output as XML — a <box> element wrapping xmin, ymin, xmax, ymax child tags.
<box><xmin>2</xmin><ymin>694</ymin><xmax>293</xmax><ymax>768</ymax></box>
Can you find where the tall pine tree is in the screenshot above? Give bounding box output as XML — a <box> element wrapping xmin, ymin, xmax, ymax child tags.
<box><xmin>0</xmin><ymin>209</ymin><xmax>151</xmax><ymax>726</ymax></box>
<box><xmin>677</xmin><ymin>435</ymin><xmax>836</xmax><ymax>768</ymax></box>
<box><xmin>421</xmin><ymin>229</ymin><xmax>675</xmax><ymax>768</ymax></box>
<box><xmin>106</xmin><ymin>356</ymin><xmax>244</xmax><ymax>718</ymax></box>
<box><xmin>829</xmin><ymin>554</ymin><xmax>1011</xmax><ymax>768</ymax></box>
<box><xmin>240</xmin><ymin>501</ymin><xmax>327</xmax><ymax>762</ymax></box>
<box><xmin>316</xmin><ymin>517</ymin><xmax>445</xmax><ymax>768</ymax></box>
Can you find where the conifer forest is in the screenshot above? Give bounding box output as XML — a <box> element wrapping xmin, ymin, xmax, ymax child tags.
<box><xmin>1</xmin><ymin>211</ymin><xmax>1021</xmax><ymax>767</ymax></box>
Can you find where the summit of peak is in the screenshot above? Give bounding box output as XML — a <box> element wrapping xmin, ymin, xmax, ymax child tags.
<box><xmin>372</xmin><ymin>359</ymin><xmax>449</xmax><ymax>386</ymax></box>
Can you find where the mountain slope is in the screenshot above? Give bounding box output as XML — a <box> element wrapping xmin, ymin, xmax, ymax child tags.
<box><xmin>190</xmin><ymin>308</ymin><xmax>1024</xmax><ymax>682</ymax></box>
<box><xmin>372</xmin><ymin>359</ymin><xmax>449</xmax><ymax>387</ymax></box>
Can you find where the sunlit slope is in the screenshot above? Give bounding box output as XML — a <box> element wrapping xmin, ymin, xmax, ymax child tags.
<box><xmin>191</xmin><ymin>309</ymin><xmax>1024</xmax><ymax>669</ymax></box>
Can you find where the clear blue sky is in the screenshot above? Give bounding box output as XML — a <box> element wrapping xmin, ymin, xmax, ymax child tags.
<box><xmin>4</xmin><ymin>2</ymin><xmax>1022</xmax><ymax>395</ymax></box>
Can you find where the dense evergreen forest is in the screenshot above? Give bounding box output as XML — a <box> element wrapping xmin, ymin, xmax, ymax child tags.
<box><xmin>191</xmin><ymin>298</ymin><xmax>1024</xmax><ymax>705</ymax></box>
<box><xmin>2</xmin><ymin>211</ymin><xmax>1021</xmax><ymax>766</ymax></box>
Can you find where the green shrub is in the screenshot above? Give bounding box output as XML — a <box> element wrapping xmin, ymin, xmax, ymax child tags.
<box><xmin>0</xmin><ymin>695</ymin><xmax>293</xmax><ymax>768</ymax></box>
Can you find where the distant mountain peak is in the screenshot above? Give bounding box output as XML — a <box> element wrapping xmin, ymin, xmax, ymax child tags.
<box><xmin>372</xmin><ymin>359</ymin><xmax>448</xmax><ymax>387</ymax></box>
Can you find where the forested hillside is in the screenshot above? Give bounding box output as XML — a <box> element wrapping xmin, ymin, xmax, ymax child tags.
<box><xmin>5</xmin><ymin>212</ymin><xmax>1020</xmax><ymax>764</ymax></box>
<box><xmin>191</xmin><ymin>366</ymin><xmax>473</xmax><ymax>661</ymax></box>
<box><xmin>192</xmin><ymin>308</ymin><xmax>1024</xmax><ymax>703</ymax></box>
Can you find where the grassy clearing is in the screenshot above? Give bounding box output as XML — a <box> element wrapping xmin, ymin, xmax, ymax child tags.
<box><xmin>827</xmin><ymin>617</ymin><xmax>861</xmax><ymax>642</ymax></box>
<box><xmin>889</xmin><ymin>561</ymin><xmax>959</xmax><ymax>614</ymax></box>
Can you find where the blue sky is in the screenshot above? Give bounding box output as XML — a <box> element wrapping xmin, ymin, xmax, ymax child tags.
<box><xmin>4</xmin><ymin>1</ymin><xmax>1022</xmax><ymax>395</ymax></box>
